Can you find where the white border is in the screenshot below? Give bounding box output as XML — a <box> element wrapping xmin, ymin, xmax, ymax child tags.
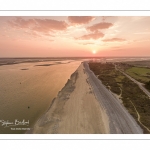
<box><xmin>0</xmin><ymin>0</ymin><xmax>150</xmax><ymax>10</ymax></box>
<box><xmin>0</xmin><ymin>10</ymin><xmax>150</xmax><ymax>16</ymax></box>
<box><xmin>0</xmin><ymin>134</ymin><xmax>150</xmax><ymax>139</ymax></box>
<box><xmin>0</xmin><ymin>10</ymin><xmax>150</xmax><ymax>139</ymax></box>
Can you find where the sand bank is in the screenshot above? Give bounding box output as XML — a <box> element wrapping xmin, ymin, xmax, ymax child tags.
<box><xmin>31</xmin><ymin>63</ymin><xmax>109</xmax><ymax>134</ymax></box>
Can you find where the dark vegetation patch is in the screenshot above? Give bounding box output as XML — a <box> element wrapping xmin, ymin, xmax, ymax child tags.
<box><xmin>20</xmin><ymin>68</ymin><xmax>29</xmax><ymax>70</ymax></box>
<box><xmin>145</xmin><ymin>81</ymin><xmax>150</xmax><ymax>91</ymax></box>
<box><xmin>89</xmin><ymin>62</ymin><xmax>150</xmax><ymax>134</ymax></box>
<box><xmin>55</xmin><ymin>62</ymin><xmax>62</xmax><ymax>64</ymax></box>
<box><xmin>125</xmin><ymin>60</ymin><xmax>150</xmax><ymax>68</ymax></box>
<box><xmin>35</xmin><ymin>62</ymin><xmax>71</xmax><ymax>67</ymax></box>
<box><xmin>35</xmin><ymin>64</ymin><xmax>54</xmax><ymax>67</ymax></box>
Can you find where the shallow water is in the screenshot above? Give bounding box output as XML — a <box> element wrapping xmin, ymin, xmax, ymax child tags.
<box><xmin>0</xmin><ymin>60</ymin><xmax>81</xmax><ymax>133</ymax></box>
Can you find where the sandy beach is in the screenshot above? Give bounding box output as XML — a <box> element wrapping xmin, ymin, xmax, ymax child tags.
<box><xmin>31</xmin><ymin>63</ymin><xmax>109</xmax><ymax>134</ymax></box>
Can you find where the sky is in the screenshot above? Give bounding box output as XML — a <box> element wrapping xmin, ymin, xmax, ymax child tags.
<box><xmin>0</xmin><ymin>16</ymin><xmax>150</xmax><ymax>57</ymax></box>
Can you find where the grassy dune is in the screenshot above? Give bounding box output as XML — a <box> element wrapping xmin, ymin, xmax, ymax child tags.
<box><xmin>89</xmin><ymin>62</ymin><xmax>150</xmax><ymax>134</ymax></box>
<box><xmin>126</xmin><ymin>67</ymin><xmax>150</xmax><ymax>83</ymax></box>
<box><xmin>118</xmin><ymin>63</ymin><xmax>150</xmax><ymax>91</ymax></box>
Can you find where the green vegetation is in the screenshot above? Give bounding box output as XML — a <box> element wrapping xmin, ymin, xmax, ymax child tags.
<box><xmin>126</xmin><ymin>67</ymin><xmax>150</xmax><ymax>83</ymax></box>
<box><xmin>145</xmin><ymin>81</ymin><xmax>150</xmax><ymax>91</ymax></box>
<box><xmin>89</xmin><ymin>62</ymin><xmax>150</xmax><ymax>134</ymax></box>
<box><xmin>117</xmin><ymin>63</ymin><xmax>150</xmax><ymax>91</ymax></box>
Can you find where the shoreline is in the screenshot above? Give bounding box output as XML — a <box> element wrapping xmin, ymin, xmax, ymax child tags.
<box><xmin>26</xmin><ymin>66</ymin><xmax>79</xmax><ymax>134</ymax></box>
<box><xmin>30</xmin><ymin>62</ymin><xmax>109</xmax><ymax>134</ymax></box>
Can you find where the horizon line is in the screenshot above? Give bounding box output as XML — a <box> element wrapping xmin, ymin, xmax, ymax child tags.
<box><xmin>0</xmin><ymin>56</ymin><xmax>150</xmax><ymax>58</ymax></box>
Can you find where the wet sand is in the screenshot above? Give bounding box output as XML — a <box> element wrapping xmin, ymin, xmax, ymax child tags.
<box><xmin>31</xmin><ymin>63</ymin><xmax>109</xmax><ymax>134</ymax></box>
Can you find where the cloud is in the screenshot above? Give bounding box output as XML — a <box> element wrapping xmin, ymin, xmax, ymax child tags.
<box><xmin>102</xmin><ymin>38</ymin><xmax>126</xmax><ymax>42</ymax></box>
<box><xmin>8</xmin><ymin>17</ymin><xmax>68</xmax><ymax>34</ymax></box>
<box><xmin>134</xmin><ymin>32</ymin><xmax>150</xmax><ymax>35</ymax></box>
<box><xmin>87</xmin><ymin>22</ymin><xmax>113</xmax><ymax>32</ymax></box>
<box><xmin>111</xmin><ymin>46</ymin><xmax>121</xmax><ymax>49</ymax></box>
<box><xmin>33</xmin><ymin>19</ymin><xmax>68</xmax><ymax>32</ymax></box>
<box><xmin>77</xmin><ymin>32</ymin><xmax>104</xmax><ymax>40</ymax></box>
<box><xmin>27</xmin><ymin>31</ymin><xmax>41</xmax><ymax>38</ymax></box>
<box><xmin>68</xmin><ymin>16</ymin><xmax>95</xmax><ymax>25</ymax></box>
<box><xmin>101</xmin><ymin>16</ymin><xmax>111</xmax><ymax>22</ymax></box>
<box><xmin>8</xmin><ymin>17</ymin><xmax>35</xmax><ymax>29</ymax></box>
<box><xmin>78</xmin><ymin>42</ymin><xmax>95</xmax><ymax>45</ymax></box>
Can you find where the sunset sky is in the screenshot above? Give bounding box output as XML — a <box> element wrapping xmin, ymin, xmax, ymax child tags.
<box><xmin>0</xmin><ymin>16</ymin><xmax>150</xmax><ymax>57</ymax></box>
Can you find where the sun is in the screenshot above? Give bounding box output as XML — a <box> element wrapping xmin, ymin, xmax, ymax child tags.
<box><xmin>92</xmin><ymin>50</ymin><xmax>96</xmax><ymax>54</ymax></box>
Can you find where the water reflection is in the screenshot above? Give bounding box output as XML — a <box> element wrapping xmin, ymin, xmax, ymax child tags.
<box><xmin>0</xmin><ymin>59</ymin><xmax>81</xmax><ymax>133</ymax></box>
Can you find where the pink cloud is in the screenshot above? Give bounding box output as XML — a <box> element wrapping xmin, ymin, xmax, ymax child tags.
<box><xmin>87</xmin><ymin>22</ymin><xmax>113</xmax><ymax>32</ymax></box>
<box><xmin>8</xmin><ymin>17</ymin><xmax>35</xmax><ymax>29</ymax></box>
<box><xmin>77</xmin><ymin>32</ymin><xmax>104</xmax><ymax>40</ymax></box>
<box><xmin>102</xmin><ymin>38</ymin><xmax>126</xmax><ymax>42</ymax></box>
<box><xmin>68</xmin><ymin>16</ymin><xmax>95</xmax><ymax>24</ymax></box>
<box><xmin>78</xmin><ymin>42</ymin><xmax>95</xmax><ymax>45</ymax></box>
<box><xmin>33</xmin><ymin>19</ymin><xmax>68</xmax><ymax>33</ymax></box>
<box><xmin>8</xmin><ymin>17</ymin><xmax>68</xmax><ymax>34</ymax></box>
